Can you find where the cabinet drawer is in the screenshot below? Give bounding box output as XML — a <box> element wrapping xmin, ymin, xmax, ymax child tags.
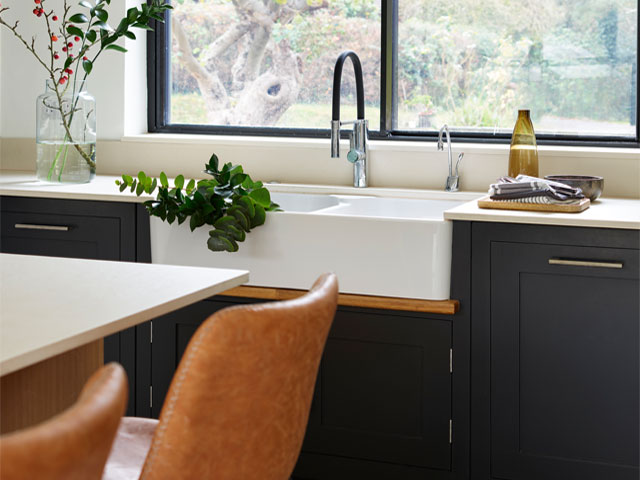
<box><xmin>0</xmin><ymin>196</ymin><xmax>135</xmax><ymax>261</ymax></box>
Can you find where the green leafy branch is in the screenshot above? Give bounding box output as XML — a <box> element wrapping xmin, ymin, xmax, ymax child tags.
<box><xmin>116</xmin><ymin>154</ymin><xmax>280</xmax><ymax>252</ymax></box>
<box><xmin>0</xmin><ymin>0</ymin><xmax>172</xmax><ymax>172</ymax></box>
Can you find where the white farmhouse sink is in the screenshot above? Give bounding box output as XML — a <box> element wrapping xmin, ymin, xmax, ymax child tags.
<box><xmin>150</xmin><ymin>188</ymin><xmax>475</xmax><ymax>300</ymax></box>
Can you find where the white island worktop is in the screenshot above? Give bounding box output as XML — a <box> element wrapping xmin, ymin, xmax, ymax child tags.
<box><xmin>0</xmin><ymin>254</ymin><xmax>248</xmax><ymax>375</ymax></box>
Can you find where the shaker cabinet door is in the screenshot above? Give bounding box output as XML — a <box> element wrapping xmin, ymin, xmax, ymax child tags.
<box><xmin>490</xmin><ymin>241</ymin><xmax>639</xmax><ymax>480</ymax></box>
<box><xmin>299</xmin><ymin>308</ymin><xmax>452</xmax><ymax>472</ymax></box>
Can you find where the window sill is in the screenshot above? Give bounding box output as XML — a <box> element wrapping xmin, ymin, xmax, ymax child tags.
<box><xmin>121</xmin><ymin>133</ymin><xmax>640</xmax><ymax>160</ymax></box>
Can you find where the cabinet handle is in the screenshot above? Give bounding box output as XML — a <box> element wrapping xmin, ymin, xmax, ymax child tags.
<box><xmin>14</xmin><ymin>223</ymin><xmax>70</xmax><ymax>232</ymax></box>
<box><xmin>548</xmin><ymin>258</ymin><xmax>623</xmax><ymax>269</ymax></box>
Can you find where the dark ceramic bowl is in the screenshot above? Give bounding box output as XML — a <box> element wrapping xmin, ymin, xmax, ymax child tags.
<box><xmin>544</xmin><ymin>175</ymin><xmax>604</xmax><ymax>201</ymax></box>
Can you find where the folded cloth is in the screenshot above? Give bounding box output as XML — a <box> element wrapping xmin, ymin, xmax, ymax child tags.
<box><xmin>490</xmin><ymin>195</ymin><xmax>584</xmax><ymax>205</ymax></box>
<box><xmin>489</xmin><ymin>175</ymin><xmax>584</xmax><ymax>204</ymax></box>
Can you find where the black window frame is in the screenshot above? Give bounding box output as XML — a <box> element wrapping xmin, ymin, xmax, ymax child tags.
<box><xmin>148</xmin><ymin>0</ymin><xmax>639</xmax><ymax>148</ymax></box>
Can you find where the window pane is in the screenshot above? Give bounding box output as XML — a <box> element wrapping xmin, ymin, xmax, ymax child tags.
<box><xmin>169</xmin><ymin>0</ymin><xmax>381</xmax><ymax>130</ymax></box>
<box><xmin>398</xmin><ymin>0</ymin><xmax>638</xmax><ymax>137</ymax></box>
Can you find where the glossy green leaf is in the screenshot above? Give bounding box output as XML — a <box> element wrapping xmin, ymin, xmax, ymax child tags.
<box><xmin>230</xmin><ymin>173</ymin><xmax>248</xmax><ymax>187</ymax></box>
<box><xmin>105</xmin><ymin>44</ymin><xmax>127</xmax><ymax>53</ymax></box>
<box><xmin>79</xmin><ymin>1</ymin><xmax>93</xmax><ymax>9</ymax></box>
<box><xmin>127</xmin><ymin>7</ymin><xmax>139</xmax><ymax>22</ymax></box>
<box><xmin>207</xmin><ymin>234</ymin><xmax>237</xmax><ymax>253</ymax></box>
<box><xmin>66</xmin><ymin>25</ymin><xmax>84</xmax><ymax>38</ymax></box>
<box><xmin>235</xmin><ymin>196</ymin><xmax>255</xmax><ymax>217</ymax></box>
<box><xmin>190</xmin><ymin>212</ymin><xmax>203</xmax><ymax>231</ymax></box>
<box><xmin>219</xmin><ymin>223</ymin><xmax>245</xmax><ymax>242</ymax></box>
<box><xmin>82</xmin><ymin>59</ymin><xmax>93</xmax><ymax>74</ymax></box>
<box><xmin>186</xmin><ymin>178</ymin><xmax>196</xmax><ymax>193</ymax></box>
<box><xmin>159</xmin><ymin>172</ymin><xmax>168</xmax><ymax>188</ymax></box>
<box><xmin>86</xmin><ymin>30</ymin><xmax>98</xmax><ymax>43</ymax></box>
<box><xmin>69</xmin><ymin>13</ymin><xmax>89</xmax><ymax>23</ymax></box>
<box><xmin>249</xmin><ymin>187</ymin><xmax>271</xmax><ymax>208</ymax></box>
<box><xmin>214</xmin><ymin>216</ymin><xmax>237</xmax><ymax>229</ymax></box>
<box><xmin>174</xmin><ymin>175</ymin><xmax>184</xmax><ymax>189</ymax></box>
<box><xmin>95</xmin><ymin>11</ymin><xmax>108</xmax><ymax>24</ymax></box>
<box><xmin>94</xmin><ymin>21</ymin><xmax>112</xmax><ymax>31</ymax></box>
<box><xmin>208</xmin><ymin>153</ymin><xmax>219</xmax><ymax>173</ymax></box>
<box><xmin>132</xmin><ymin>23</ymin><xmax>154</xmax><ymax>31</ymax></box>
<box><xmin>228</xmin><ymin>208</ymin><xmax>249</xmax><ymax>231</ymax></box>
<box><xmin>251</xmin><ymin>204</ymin><xmax>266</xmax><ymax>227</ymax></box>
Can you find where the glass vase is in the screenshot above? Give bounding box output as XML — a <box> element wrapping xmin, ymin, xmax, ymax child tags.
<box><xmin>508</xmin><ymin>109</ymin><xmax>538</xmax><ymax>178</ymax></box>
<box><xmin>36</xmin><ymin>80</ymin><xmax>96</xmax><ymax>183</ymax></box>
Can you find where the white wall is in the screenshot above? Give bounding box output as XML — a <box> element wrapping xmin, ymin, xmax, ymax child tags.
<box><xmin>1</xmin><ymin>1</ymin><xmax>638</xmax><ymax>198</ymax></box>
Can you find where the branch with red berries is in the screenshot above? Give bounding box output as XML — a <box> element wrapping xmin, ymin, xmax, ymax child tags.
<box><xmin>0</xmin><ymin>0</ymin><xmax>172</xmax><ymax>170</ymax></box>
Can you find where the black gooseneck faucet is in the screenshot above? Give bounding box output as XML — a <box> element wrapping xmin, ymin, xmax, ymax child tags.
<box><xmin>331</xmin><ymin>51</ymin><xmax>368</xmax><ymax>188</ymax></box>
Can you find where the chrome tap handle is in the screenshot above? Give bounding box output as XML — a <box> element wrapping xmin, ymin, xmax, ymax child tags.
<box><xmin>455</xmin><ymin>152</ymin><xmax>464</xmax><ymax>176</ymax></box>
<box><xmin>445</xmin><ymin>152</ymin><xmax>463</xmax><ymax>192</ymax></box>
<box><xmin>331</xmin><ymin>120</ymin><xmax>341</xmax><ymax>158</ymax></box>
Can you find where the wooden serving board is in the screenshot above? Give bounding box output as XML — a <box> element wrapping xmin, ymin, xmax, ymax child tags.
<box><xmin>477</xmin><ymin>196</ymin><xmax>590</xmax><ymax>213</ymax></box>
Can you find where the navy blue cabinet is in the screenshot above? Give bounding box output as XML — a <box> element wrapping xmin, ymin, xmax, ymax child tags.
<box><xmin>469</xmin><ymin>222</ymin><xmax>639</xmax><ymax>480</ymax></box>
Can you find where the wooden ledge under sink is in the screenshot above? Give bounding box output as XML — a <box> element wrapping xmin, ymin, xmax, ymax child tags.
<box><xmin>221</xmin><ymin>286</ymin><xmax>460</xmax><ymax>315</ymax></box>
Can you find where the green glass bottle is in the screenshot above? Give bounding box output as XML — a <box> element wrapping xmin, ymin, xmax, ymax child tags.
<box><xmin>508</xmin><ymin>109</ymin><xmax>539</xmax><ymax>178</ymax></box>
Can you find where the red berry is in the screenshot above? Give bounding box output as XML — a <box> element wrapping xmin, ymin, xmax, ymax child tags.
<box><xmin>67</xmin><ymin>42</ymin><xmax>73</xmax><ymax>48</ymax></box>
<box><xmin>59</xmin><ymin>78</ymin><xmax>66</xmax><ymax>84</ymax></box>
<box><xmin>53</xmin><ymin>54</ymin><xmax>59</xmax><ymax>59</ymax></box>
<box><xmin>62</xmin><ymin>46</ymin><xmax>67</xmax><ymax>52</ymax></box>
<box><xmin>68</xmin><ymin>54</ymin><xmax>74</xmax><ymax>58</ymax></box>
<box><xmin>33</xmin><ymin>8</ymin><xmax>38</xmax><ymax>14</ymax></box>
<box><xmin>34</xmin><ymin>0</ymin><xmax>41</xmax><ymax>3</ymax></box>
<box><xmin>52</xmin><ymin>15</ymin><xmax>58</xmax><ymax>21</ymax></box>
<box><xmin>83</xmin><ymin>56</ymin><xmax>88</xmax><ymax>61</ymax></box>
<box><xmin>51</xmin><ymin>35</ymin><xmax>58</xmax><ymax>42</ymax></box>
<box><xmin>74</xmin><ymin>36</ymin><xmax>80</xmax><ymax>42</ymax></box>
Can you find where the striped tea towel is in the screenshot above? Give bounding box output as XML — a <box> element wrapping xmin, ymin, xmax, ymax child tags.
<box><xmin>489</xmin><ymin>175</ymin><xmax>584</xmax><ymax>204</ymax></box>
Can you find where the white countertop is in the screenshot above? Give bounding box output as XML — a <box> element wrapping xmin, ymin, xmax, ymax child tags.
<box><xmin>1</xmin><ymin>170</ymin><xmax>638</xmax><ymax>229</ymax></box>
<box><xmin>0</xmin><ymin>170</ymin><xmax>481</xmax><ymax>202</ymax></box>
<box><xmin>0</xmin><ymin>171</ymin><xmax>147</xmax><ymax>203</ymax></box>
<box><xmin>0</xmin><ymin>254</ymin><xmax>249</xmax><ymax>375</ymax></box>
<box><xmin>444</xmin><ymin>197</ymin><xmax>640</xmax><ymax>230</ymax></box>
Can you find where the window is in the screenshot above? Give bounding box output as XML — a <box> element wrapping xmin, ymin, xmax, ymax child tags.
<box><xmin>149</xmin><ymin>0</ymin><xmax>639</xmax><ymax>146</ymax></box>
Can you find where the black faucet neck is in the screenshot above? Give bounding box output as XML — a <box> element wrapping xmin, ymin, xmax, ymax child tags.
<box><xmin>332</xmin><ymin>50</ymin><xmax>365</xmax><ymax>121</ymax></box>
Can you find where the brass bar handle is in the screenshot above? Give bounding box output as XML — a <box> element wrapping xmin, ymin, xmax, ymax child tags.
<box><xmin>14</xmin><ymin>223</ymin><xmax>70</xmax><ymax>232</ymax></box>
<box><xmin>549</xmin><ymin>258</ymin><xmax>623</xmax><ymax>269</ymax></box>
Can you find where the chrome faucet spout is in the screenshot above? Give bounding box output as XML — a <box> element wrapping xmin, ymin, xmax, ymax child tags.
<box><xmin>330</xmin><ymin>51</ymin><xmax>368</xmax><ymax>188</ymax></box>
<box><xmin>437</xmin><ymin>124</ymin><xmax>453</xmax><ymax>177</ymax></box>
<box><xmin>438</xmin><ymin>124</ymin><xmax>463</xmax><ymax>192</ymax></box>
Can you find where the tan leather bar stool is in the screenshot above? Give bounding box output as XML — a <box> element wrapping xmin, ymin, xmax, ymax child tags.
<box><xmin>0</xmin><ymin>363</ymin><xmax>128</xmax><ymax>480</ymax></box>
<box><xmin>104</xmin><ymin>273</ymin><xmax>339</xmax><ymax>480</ymax></box>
